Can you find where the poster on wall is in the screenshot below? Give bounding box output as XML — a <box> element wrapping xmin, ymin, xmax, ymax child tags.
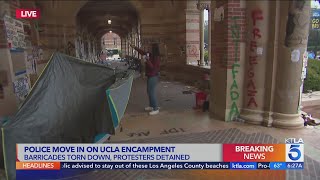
<box><xmin>25</xmin><ymin>54</ymin><xmax>37</xmax><ymax>75</ymax></box>
<box><xmin>13</xmin><ymin>76</ymin><xmax>30</xmax><ymax>102</ymax></box>
<box><xmin>3</xmin><ymin>15</ymin><xmax>25</xmax><ymax>50</ymax></box>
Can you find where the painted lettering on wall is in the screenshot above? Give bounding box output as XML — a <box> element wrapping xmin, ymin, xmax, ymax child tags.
<box><xmin>228</xmin><ymin>16</ymin><xmax>240</xmax><ymax>121</ymax></box>
<box><xmin>186</xmin><ymin>44</ymin><xmax>199</xmax><ymax>57</ymax></box>
<box><xmin>246</xmin><ymin>9</ymin><xmax>263</xmax><ymax>108</ymax></box>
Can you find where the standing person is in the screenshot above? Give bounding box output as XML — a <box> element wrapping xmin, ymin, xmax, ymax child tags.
<box><xmin>130</xmin><ymin>43</ymin><xmax>160</xmax><ymax>115</ymax></box>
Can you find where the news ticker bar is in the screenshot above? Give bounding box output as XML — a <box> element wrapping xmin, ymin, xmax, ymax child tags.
<box><xmin>16</xmin><ymin>162</ymin><xmax>304</xmax><ymax>170</ymax></box>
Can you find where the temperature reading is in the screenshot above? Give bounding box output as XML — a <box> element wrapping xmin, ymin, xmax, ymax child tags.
<box><xmin>273</xmin><ymin>163</ymin><xmax>282</xmax><ymax>169</ymax></box>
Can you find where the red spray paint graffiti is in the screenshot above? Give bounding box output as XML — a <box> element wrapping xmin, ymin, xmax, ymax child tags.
<box><xmin>187</xmin><ymin>45</ymin><xmax>199</xmax><ymax>57</ymax></box>
<box><xmin>247</xmin><ymin>9</ymin><xmax>263</xmax><ymax>108</ymax></box>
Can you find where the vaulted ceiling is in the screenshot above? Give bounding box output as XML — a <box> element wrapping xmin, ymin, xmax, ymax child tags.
<box><xmin>77</xmin><ymin>0</ymin><xmax>139</xmax><ymax>38</ymax></box>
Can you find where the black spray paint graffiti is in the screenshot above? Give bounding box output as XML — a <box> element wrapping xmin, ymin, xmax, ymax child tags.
<box><xmin>228</xmin><ymin>16</ymin><xmax>240</xmax><ymax>121</ymax></box>
<box><xmin>160</xmin><ymin>128</ymin><xmax>185</xmax><ymax>135</ymax></box>
<box><xmin>127</xmin><ymin>131</ymin><xmax>150</xmax><ymax>137</ymax></box>
<box><xmin>285</xmin><ymin>0</ymin><xmax>308</xmax><ymax>47</ymax></box>
<box><xmin>126</xmin><ymin>128</ymin><xmax>186</xmax><ymax>138</ymax></box>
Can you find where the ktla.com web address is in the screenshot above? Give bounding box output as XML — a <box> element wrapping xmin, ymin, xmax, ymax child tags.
<box><xmin>230</xmin><ymin>163</ymin><xmax>256</xmax><ymax>169</ymax></box>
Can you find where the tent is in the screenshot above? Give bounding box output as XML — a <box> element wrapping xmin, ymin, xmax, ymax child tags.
<box><xmin>1</xmin><ymin>52</ymin><xmax>134</xmax><ymax>180</ymax></box>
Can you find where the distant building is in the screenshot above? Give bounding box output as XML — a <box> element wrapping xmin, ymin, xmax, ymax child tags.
<box><xmin>101</xmin><ymin>33</ymin><xmax>121</xmax><ymax>50</ymax></box>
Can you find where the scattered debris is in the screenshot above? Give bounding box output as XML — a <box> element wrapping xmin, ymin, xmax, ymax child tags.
<box><xmin>302</xmin><ymin>114</ymin><xmax>320</xmax><ymax>126</ymax></box>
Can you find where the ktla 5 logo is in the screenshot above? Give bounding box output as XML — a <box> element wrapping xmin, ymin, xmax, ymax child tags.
<box><xmin>16</xmin><ymin>9</ymin><xmax>40</xmax><ymax>19</ymax></box>
<box><xmin>285</xmin><ymin>144</ymin><xmax>304</xmax><ymax>162</ymax></box>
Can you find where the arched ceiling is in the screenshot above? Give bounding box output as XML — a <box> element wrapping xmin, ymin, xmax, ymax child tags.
<box><xmin>77</xmin><ymin>0</ymin><xmax>139</xmax><ymax>39</ymax></box>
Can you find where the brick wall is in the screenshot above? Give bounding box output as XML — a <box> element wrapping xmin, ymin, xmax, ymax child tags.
<box><xmin>212</xmin><ymin>0</ymin><xmax>246</xmax><ymax>69</ymax></box>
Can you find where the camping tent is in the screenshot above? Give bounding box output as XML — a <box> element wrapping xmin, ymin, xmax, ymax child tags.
<box><xmin>1</xmin><ymin>53</ymin><xmax>134</xmax><ymax>180</ymax></box>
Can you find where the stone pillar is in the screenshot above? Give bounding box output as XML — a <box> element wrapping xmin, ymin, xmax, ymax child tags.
<box><xmin>239</xmin><ymin>1</ymin><xmax>269</xmax><ymax>125</ymax></box>
<box><xmin>199</xmin><ymin>10</ymin><xmax>205</xmax><ymax>66</ymax></box>
<box><xmin>197</xmin><ymin>2</ymin><xmax>209</xmax><ymax>67</ymax></box>
<box><xmin>208</xmin><ymin>7</ymin><xmax>212</xmax><ymax>64</ymax></box>
<box><xmin>272</xmin><ymin>0</ymin><xmax>311</xmax><ymax>129</ymax></box>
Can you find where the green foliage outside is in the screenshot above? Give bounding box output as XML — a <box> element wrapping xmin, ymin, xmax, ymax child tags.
<box><xmin>303</xmin><ymin>59</ymin><xmax>320</xmax><ymax>92</ymax></box>
<box><xmin>204</xmin><ymin>50</ymin><xmax>209</xmax><ymax>61</ymax></box>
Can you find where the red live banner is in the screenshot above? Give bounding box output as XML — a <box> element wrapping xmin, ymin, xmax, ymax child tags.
<box><xmin>16</xmin><ymin>9</ymin><xmax>40</xmax><ymax>19</ymax></box>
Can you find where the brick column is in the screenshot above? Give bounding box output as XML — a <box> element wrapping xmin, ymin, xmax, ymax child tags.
<box><xmin>272</xmin><ymin>1</ymin><xmax>311</xmax><ymax>129</ymax></box>
<box><xmin>185</xmin><ymin>2</ymin><xmax>200</xmax><ymax>65</ymax></box>
<box><xmin>210</xmin><ymin>0</ymin><xmax>246</xmax><ymax>121</ymax></box>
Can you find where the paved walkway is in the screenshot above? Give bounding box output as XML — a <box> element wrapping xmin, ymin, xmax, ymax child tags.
<box><xmin>93</xmin><ymin>72</ymin><xmax>320</xmax><ymax>180</ymax></box>
<box><xmin>1</xmin><ymin>61</ymin><xmax>320</xmax><ymax>180</ymax></box>
<box><xmin>302</xmin><ymin>91</ymin><xmax>320</xmax><ymax>119</ymax></box>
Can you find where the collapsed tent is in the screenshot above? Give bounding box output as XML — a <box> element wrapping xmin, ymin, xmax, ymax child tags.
<box><xmin>1</xmin><ymin>52</ymin><xmax>134</xmax><ymax>180</ymax></box>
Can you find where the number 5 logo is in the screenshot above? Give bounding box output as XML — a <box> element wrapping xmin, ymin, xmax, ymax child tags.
<box><xmin>288</xmin><ymin>145</ymin><xmax>301</xmax><ymax>161</ymax></box>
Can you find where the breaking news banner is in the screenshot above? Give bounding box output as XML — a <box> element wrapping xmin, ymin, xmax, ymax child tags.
<box><xmin>14</xmin><ymin>140</ymin><xmax>304</xmax><ymax>179</ymax></box>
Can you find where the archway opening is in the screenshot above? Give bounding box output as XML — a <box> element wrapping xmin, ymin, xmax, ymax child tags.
<box><xmin>75</xmin><ymin>0</ymin><xmax>140</xmax><ymax>62</ymax></box>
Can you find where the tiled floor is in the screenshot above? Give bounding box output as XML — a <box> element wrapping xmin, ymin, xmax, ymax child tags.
<box><xmin>1</xmin><ymin>62</ymin><xmax>320</xmax><ymax>180</ymax></box>
<box><xmin>86</xmin><ymin>72</ymin><xmax>320</xmax><ymax>180</ymax></box>
<box><xmin>60</xmin><ymin>126</ymin><xmax>319</xmax><ymax>180</ymax></box>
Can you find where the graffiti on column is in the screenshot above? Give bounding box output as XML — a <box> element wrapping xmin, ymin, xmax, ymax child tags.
<box><xmin>246</xmin><ymin>9</ymin><xmax>263</xmax><ymax>108</ymax></box>
<box><xmin>228</xmin><ymin>16</ymin><xmax>240</xmax><ymax>121</ymax></box>
<box><xmin>186</xmin><ymin>44</ymin><xmax>199</xmax><ymax>57</ymax></box>
<box><xmin>285</xmin><ymin>1</ymin><xmax>309</xmax><ymax>47</ymax></box>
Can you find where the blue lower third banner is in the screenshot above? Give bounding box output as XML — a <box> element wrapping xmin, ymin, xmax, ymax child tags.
<box><xmin>61</xmin><ymin>162</ymin><xmax>230</xmax><ymax>170</ymax></box>
<box><xmin>230</xmin><ymin>162</ymin><xmax>257</xmax><ymax>170</ymax></box>
<box><xmin>16</xmin><ymin>162</ymin><xmax>230</xmax><ymax>180</ymax></box>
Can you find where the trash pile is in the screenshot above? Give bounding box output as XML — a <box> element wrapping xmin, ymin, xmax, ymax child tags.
<box><xmin>302</xmin><ymin>113</ymin><xmax>320</xmax><ymax>126</ymax></box>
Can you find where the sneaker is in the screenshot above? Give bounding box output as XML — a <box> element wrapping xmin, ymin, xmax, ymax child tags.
<box><xmin>144</xmin><ymin>107</ymin><xmax>153</xmax><ymax>111</ymax></box>
<box><xmin>149</xmin><ymin>109</ymin><xmax>159</xmax><ymax>115</ymax></box>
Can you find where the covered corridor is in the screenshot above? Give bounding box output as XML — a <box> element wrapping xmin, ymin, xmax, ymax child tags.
<box><xmin>0</xmin><ymin>0</ymin><xmax>314</xmax><ymax>129</ymax></box>
<box><xmin>0</xmin><ymin>0</ymin><xmax>320</xmax><ymax>179</ymax></box>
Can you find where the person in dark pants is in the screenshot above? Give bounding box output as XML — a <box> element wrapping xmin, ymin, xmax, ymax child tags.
<box><xmin>130</xmin><ymin>43</ymin><xmax>160</xmax><ymax>115</ymax></box>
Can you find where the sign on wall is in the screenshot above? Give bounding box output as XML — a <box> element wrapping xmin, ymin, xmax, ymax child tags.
<box><xmin>13</xmin><ymin>76</ymin><xmax>30</xmax><ymax>102</ymax></box>
<box><xmin>3</xmin><ymin>15</ymin><xmax>26</xmax><ymax>49</ymax></box>
<box><xmin>25</xmin><ymin>54</ymin><xmax>37</xmax><ymax>75</ymax></box>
